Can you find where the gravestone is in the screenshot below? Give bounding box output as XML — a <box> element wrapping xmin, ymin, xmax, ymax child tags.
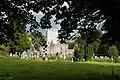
<box><xmin>13</xmin><ymin>53</ymin><xmax>18</xmax><ymax>57</ymax></box>
<box><xmin>21</xmin><ymin>51</ymin><xmax>27</xmax><ymax>59</ymax></box>
<box><xmin>95</xmin><ymin>56</ymin><xmax>98</xmax><ymax>59</ymax></box>
<box><xmin>105</xmin><ymin>56</ymin><xmax>109</xmax><ymax>59</ymax></box>
<box><xmin>83</xmin><ymin>59</ymin><xmax>85</xmax><ymax>61</ymax></box>
<box><xmin>42</xmin><ymin>53</ymin><xmax>46</xmax><ymax>60</ymax></box>
<box><xmin>45</xmin><ymin>57</ymin><xmax>48</xmax><ymax>60</ymax></box>
<box><xmin>100</xmin><ymin>56</ymin><xmax>104</xmax><ymax>59</ymax></box>
<box><xmin>10</xmin><ymin>53</ymin><xmax>12</xmax><ymax>56</ymax></box>
<box><xmin>72</xmin><ymin>57</ymin><xmax>74</xmax><ymax>62</ymax></box>
<box><xmin>64</xmin><ymin>55</ymin><xmax>66</xmax><ymax>60</ymax></box>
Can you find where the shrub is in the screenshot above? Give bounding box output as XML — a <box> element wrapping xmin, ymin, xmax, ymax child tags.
<box><xmin>0</xmin><ymin>45</ymin><xmax>8</xmax><ymax>56</ymax></box>
<box><xmin>92</xmin><ymin>58</ymin><xmax>113</xmax><ymax>62</ymax></box>
<box><xmin>0</xmin><ymin>72</ymin><xmax>12</xmax><ymax>80</ymax></box>
<box><xmin>74</xmin><ymin>47</ymin><xmax>80</xmax><ymax>61</ymax></box>
<box><xmin>66</xmin><ymin>53</ymin><xmax>73</xmax><ymax>60</ymax></box>
<box><xmin>109</xmin><ymin>45</ymin><xmax>119</xmax><ymax>63</ymax></box>
<box><xmin>74</xmin><ymin>45</ymin><xmax>85</xmax><ymax>61</ymax></box>
<box><xmin>49</xmin><ymin>53</ymin><xmax>61</xmax><ymax>60</ymax></box>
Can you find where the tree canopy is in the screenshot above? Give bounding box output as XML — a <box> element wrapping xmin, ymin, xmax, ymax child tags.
<box><xmin>28</xmin><ymin>31</ymin><xmax>46</xmax><ymax>51</ymax></box>
<box><xmin>0</xmin><ymin>0</ymin><xmax>120</xmax><ymax>44</ymax></box>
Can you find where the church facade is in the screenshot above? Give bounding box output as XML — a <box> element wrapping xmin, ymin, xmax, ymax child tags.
<box><xmin>45</xmin><ymin>29</ymin><xmax>74</xmax><ymax>57</ymax></box>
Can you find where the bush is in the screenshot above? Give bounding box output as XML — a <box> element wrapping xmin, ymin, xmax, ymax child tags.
<box><xmin>74</xmin><ymin>46</ymin><xmax>84</xmax><ymax>61</ymax></box>
<box><xmin>66</xmin><ymin>53</ymin><xmax>73</xmax><ymax>60</ymax></box>
<box><xmin>92</xmin><ymin>58</ymin><xmax>113</xmax><ymax>62</ymax></box>
<box><xmin>49</xmin><ymin>53</ymin><xmax>60</xmax><ymax>60</ymax></box>
<box><xmin>0</xmin><ymin>45</ymin><xmax>8</xmax><ymax>56</ymax></box>
<box><xmin>109</xmin><ymin>45</ymin><xmax>119</xmax><ymax>63</ymax></box>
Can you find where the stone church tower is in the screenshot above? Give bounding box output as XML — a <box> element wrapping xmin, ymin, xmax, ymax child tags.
<box><xmin>46</xmin><ymin>29</ymin><xmax>59</xmax><ymax>46</ymax></box>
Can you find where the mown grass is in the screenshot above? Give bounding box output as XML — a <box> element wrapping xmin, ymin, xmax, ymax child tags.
<box><xmin>0</xmin><ymin>58</ymin><xmax>120</xmax><ymax>80</ymax></box>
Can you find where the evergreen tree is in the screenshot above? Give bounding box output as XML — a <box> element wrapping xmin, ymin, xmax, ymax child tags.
<box><xmin>86</xmin><ymin>44</ymin><xmax>94</xmax><ymax>61</ymax></box>
<box><xmin>80</xmin><ymin>45</ymin><xmax>84</xmax><ymax>61</ymax></box>
<box><xmin>74</xmin><ymin>47</ymin><xmax>80</xmax><ymax>62</ymax></box>
<box><xmin>109</xmin><ymin>45</ymin><xmax>119</xmax><ymax>63</ymax></box>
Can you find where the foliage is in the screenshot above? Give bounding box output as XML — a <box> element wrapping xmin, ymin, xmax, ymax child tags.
<box><xmin>93</xmin><ymin>41</ymin><xmax>100</xmax><ymax>54</ymax></box>
<box><xmin>79</xmin><ymin>45</ymin><xmax>84</xmax><ymax>61</ymax></box>
<box><xmin>16</xmin><ymin>33</ymin><xmax>31</xmax><ymax>52</ymax></box>
<box><xmin>86</xmin><ymin>44</ymin><xmax>94</xmax><ymax>61</ymax></box>
<box><xmin>79</xmin><ymin>28</ymin><xmax>102</xmax><ymax>44</ymax></box>
<box><xmin>49</xmin><ymin>53</ymin><xmax>56</xmax><ymax>60</ymax></box>
<box><xmin>1</xmin><ymin>0</ymin><xmax>120</xmax><ymax>60</ymax></box>
<box><xmin>74</xmin><ymin>29</ymin><xmax>101</xmax><ymax>60</ymax></box>
<box><xmin>8</xmin><ymin>33</ymin><xmax>31</xmax><ymax>53</ymax></box>
<box><xmin>74</xmin><ymin>47</ymin><xmax>80</xmax><ymax>61</ymax></box>
<box><xmin>0</xmin><ymin>72</ymin><xmax>12</xmax><ymax>80</ymax></box>
<box><xmin>92</xmin><ymin>58</ymin><xmax>113</xmax><ymax>63</ymax></box>
<box><xmin>97</xmin><ymin>44</ymin><xmax>109</xmax><ymax>56</ymax></box>
<box><xmin>0</xmin><ymin>19</ymin><xmax>31</xmax><ymax>53</ymax></box>
<box><xmin>29</xmin><ymin>31</ymin><xmax>46</xmax><ymax>51</ymax></box>
<box><xmin>109</xmin><ymin>45</ymin><xmax>119</xmax><ymax>63</ymax></box>
<box><xmin>0</xmin><ymin>0</ymin><xmax>120</xmax><ymax>45</ymax></box>
<box><xmin>0</xmin><ymin>45</ymin><xmax>8</xmax><ymax>56</ymax></box>
<box><xmin>74</xmin><ymin>45</ymin><xmax>84</xmax><ymax>61</ymax></box>
<box><xmin>115</xmin><ymin>41</ymin><xmax>120</xmax><ymax>54</ymax></box>
<box><xmin>74</xmin><ymin>37</ymin><xmax>86</xmax><ymax>46</ymax></box>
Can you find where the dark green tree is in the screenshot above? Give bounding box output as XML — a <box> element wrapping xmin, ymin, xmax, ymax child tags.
<box><xmin>74</xmin><ymin>38</ymin><xmax>85</xmax><ymax>61</ymax></box>
<box><xmin>97</xmin><ymin>44</ymin><xmax>109</xmax><ymax>56</ymax></box>
<box><xmin>92</xmin><ymin>41</ymin><xmax>100</xmax><ymax>55</ymax></box>
<box><xmin>86</xmin><ymin>43</ymin><xmax>94</xmax><ymax>61</ymax></box>
<box><xmin>16</xmin><ymin>33</ymin><xmax>31</xmax><ymax>52</ymax></box>
<box><xmin>80</xmin><ymin>45</ymin><xmax>84</xmax><ymax>61</ymax></box>
<box><xmin>109</xmin><ymin>45</ymin><xmax>119</xmax><ymax>63</ymax></box>
<box><xmin>74</xmin><ymin>29</ymin><xmax>101</xmax><ymax>60</ymax></box>
<box><xmin>74</xmin><ymin>47</ymin><xmax>80</xmax><ymax>61</ymax></box>
<box><xmin>29</xmin><ymin>31</ymin><xmax>46</xmax><ymax>51</ymax></box>
<box><xmin>0</xmin><ymin>44</ymin><xmax>8</xmax><ymax>56</ymax></box>
<box><xmin>1</xmin><ymin>0</ymin><xmax>120</xmax><ymax>45</ymax></box>
<box><xmin>5</xmin><ymin>19</ymin><xmax>30</xmax><ymax>53</ymax></box>
<box><xmin>8</xmin><ymin>33</ymin><xmax>31</xmax><ymax>53</ymax></box>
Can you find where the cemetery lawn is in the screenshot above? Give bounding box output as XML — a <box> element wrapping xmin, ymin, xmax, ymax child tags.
<box><xmin>0</xmin><ymin>59</ymin><xmax>120</xmax><ymax>80</ymax></box>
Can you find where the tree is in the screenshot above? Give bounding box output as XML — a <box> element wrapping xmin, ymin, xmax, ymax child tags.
<box><xmin>92</xmin><ymin>41</ymin><xmax>100</xmax><ymax>55</ymax></box>
<box><xmin>74</xmin><ymin>47</ymin><xmax>81</xmax><ymax>62</ymax></box>
<box><xmin>74</xmin><ymin>29</ymin><xmax>101</xmax><ymax>60</ymax></box>
<box><xmin>28</xmin><ymin>31</ymin><xmax>46</xmax><ymax>51</ymax></box>
<box><xmin>97</xmin><ymin>44</ymin><xmax>109</xmax><ymax>56</ymax></box>
<box><xmin>0</xmin><ymin>0</ymin><xmax>38</xmax><ymax>45</ymax></box>
<box><xmin>0</xmin><ymin>44</ymin><xmax>8</xmax><ymax>56</ymax></box>
<box><xmin>86</xmin><ymin>43</ymin><xmax>94</xmax><ymax>61</ymax></box>
<box><xmin>16</xmin><ymin>33</ymin><xmax>31</xmax><ymax>52</ymax></box>
<box><xmin>109</xmin><ymin>45</ymin><xmax>119</xmax><ymax>63</ymax></box>
<box><xmin>1</xmin><ymin>0</ymin><xmax>120</xmax><ymax>45</ymax></box>
<box><xmin>74</xmin><ymin>37</ymin><xmax>85</xmax><ymax>61</ymax></box>
<box><xmin>8</xmin><ymin>33</ymin><xmax>31</xmax><ymax>54</ymax></box>
<box><xmin>80</xmin><ymin>45</ymin><xmax>84</xmax><ymax>61</ymax></box>
<box><xmin>5</xmin><ymin>19</ymin><xmax>31</xmax><ymax>53</ymax></box>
